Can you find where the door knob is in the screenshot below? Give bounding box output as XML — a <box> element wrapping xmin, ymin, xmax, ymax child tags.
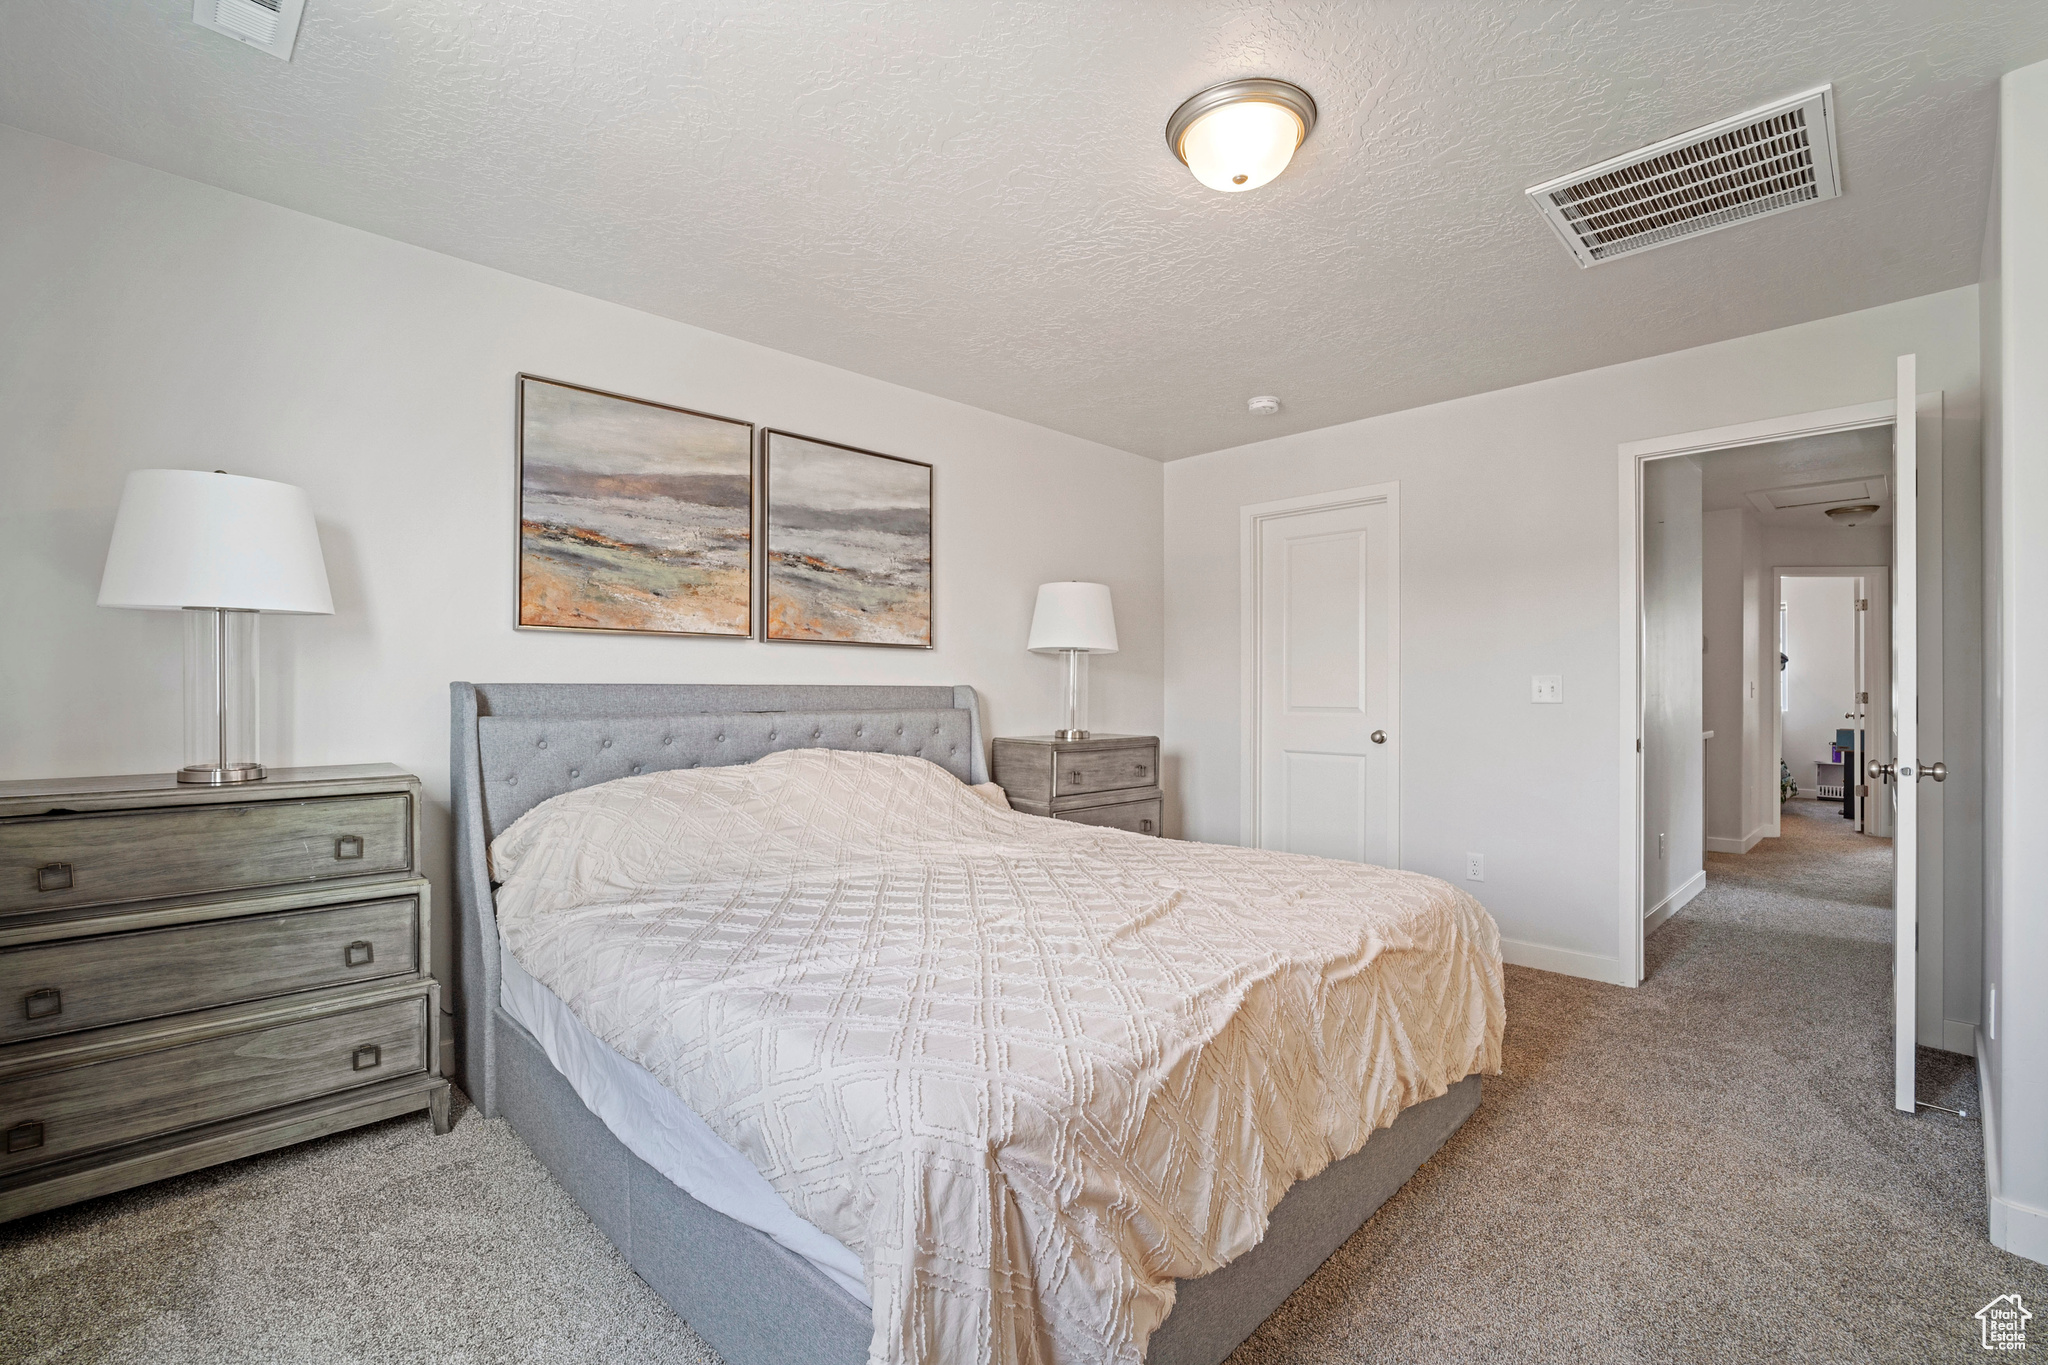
<box><xmin>1867</xmin><ymin>759</ymin><xmax>1895</xmax><ymax>783</ymax></box>
<box><xmin>1921</xmin><ymin>761</ymin><xmax>1947</xmax><ymax>783</ymax></box>
<box><xmin>1370</xmin><ymin>730</ymin><xmax>1386</xmax><ymax>744</ymax></box>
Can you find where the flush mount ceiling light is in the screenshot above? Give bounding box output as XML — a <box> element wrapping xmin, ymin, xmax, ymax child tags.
<box><xmin>1167</xmin><ymin>79</ymin><xmax>1317</xmax><ymax>193</ymax></box>
<box><xmin>1825</xmin><ymin>504</ymin><xmax>1881</xmax><ymax>525</ymax></box>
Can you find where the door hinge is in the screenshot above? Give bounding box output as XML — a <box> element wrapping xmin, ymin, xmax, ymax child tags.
<box><xmin>1856</xmin><ymin>599</ymin><xmax>1869</xmax><ymax>611</ymax></box>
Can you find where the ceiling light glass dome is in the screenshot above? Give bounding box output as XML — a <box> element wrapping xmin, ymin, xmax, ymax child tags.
<box><xmin>1167</xmin><ymin>79</ymin><xmax>1317</xmax><ymax>193</ymax></box>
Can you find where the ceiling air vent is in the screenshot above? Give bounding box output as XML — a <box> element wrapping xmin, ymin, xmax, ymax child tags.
<box><xmin>192</xmin><ymin>0</ymin><xmax>305</xmax><ymax>61</ymax></box>
<box><xmin>1527</xmin><ymin>85</ymin><xmax>1841</xmax><ymax>267</ymax></box>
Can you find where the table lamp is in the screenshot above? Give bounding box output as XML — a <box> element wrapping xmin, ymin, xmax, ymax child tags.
<box><xmin>1027</xmin><ymin>582</ymin><xmax>1118</xmax><ymax>740</ymax></box>
<box><xmin>98</xmin><ymin>469</ymin><xmax>334</xmax><ymax>784</ymax></box>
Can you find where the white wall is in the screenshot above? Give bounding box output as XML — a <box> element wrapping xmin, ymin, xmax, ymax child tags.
<box><xmin>1163</xmin><ymin>286</ymin><xmax>1980</xmax><ymax>983</ymax></box>
<box><xmin>1641</xmin><ymin>458</ymin><xmax>1703</xmax><ymax>925</ymax></box>
<box><xmin>1703</xmin><ymin>507</ymin><xmax>1767</xmax><ymax>850</ymax></box>
<box><xmin>1780</xmin><ymin>576</ymin><xmax>1859</xmax><ymax>794</ymax></box>
<box><xmin>0</xmin><ymin>126</ymin><xmax>1167</xmax><ymax>1012</ymax></box>
<box><xmin>1980</xmin><ymin>57</ymin><xmax>2048</xmax><ymax>1266</ymax></box>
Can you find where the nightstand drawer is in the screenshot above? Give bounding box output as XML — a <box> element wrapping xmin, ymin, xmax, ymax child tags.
<box><xmin>1059</xmin><ymin>798</ymin><xmax>1162</xmax><ymax>836</ymax></box>
<box><xmin>1053</xmin><ymin>744</ymin><xmax>1158</xmax><ymax>798</ymax></box>
<box><xmin>0</xmin><ymin>896</ymin><xmax>420</xmax><ymax>1042</ymax></box>
<box><xmin>0</xmin><ymin>995</ymin><xmax>428</xmax><ymax>1176</ymax></box>
<box><xmin>0</xmin><ymin>794</ymin><xmax>411</xmax><ymax>915</ymax></box>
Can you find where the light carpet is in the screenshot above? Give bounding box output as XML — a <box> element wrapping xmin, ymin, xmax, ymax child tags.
<box><xmin>5</xmin><ymin>799</ymin><xmax>2039</xmax><ymax>1363</ymax></box>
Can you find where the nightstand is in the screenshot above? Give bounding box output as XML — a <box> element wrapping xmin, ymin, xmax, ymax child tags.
<box><xmin>0</xmin><ymin>764</ymin><xmax>451</xmax><ymax>1222</ymax></box>
<box><xmin>991</xmin><ymin>734</ymin><xmax>1164</xmax><ymax>836</ymax></box>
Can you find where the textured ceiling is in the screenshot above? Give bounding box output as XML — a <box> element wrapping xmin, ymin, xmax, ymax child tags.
<box><xmin>4</xmin><ymin>2</ymin><xmax>2045</xmax><ymax>459</ymax></box>
<box><xmin>1698</xmin><ymin>427</ymin><xmax>1894</xmax><ymax>527</ymax></box>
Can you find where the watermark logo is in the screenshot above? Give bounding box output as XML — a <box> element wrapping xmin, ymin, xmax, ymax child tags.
<box><xmin>1978</xmin><ymin>1294</ymin><xmax>2031</xmax><ymax>1352</ymax></box>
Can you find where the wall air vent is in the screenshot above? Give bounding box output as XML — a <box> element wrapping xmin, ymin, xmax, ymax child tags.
<box><xmin>192</xmin><ymin>0</ymin><xmax>305</xmax><ymax>61</ymax></box>
<box><xmin>1527</xmin><ymin>85</ymin><xmax>1841</xmax><ymax>267</ymax></box>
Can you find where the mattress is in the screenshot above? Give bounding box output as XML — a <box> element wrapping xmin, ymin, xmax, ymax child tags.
<box><xmin>498</xmin><ymin>942</ymin><xmax>870</xmax><ymax>1304</ymax></box>
<box><xmin>491</xmin><ymin>747</ymin><xmax>1503</xmax><ymax>1365</ymax></box>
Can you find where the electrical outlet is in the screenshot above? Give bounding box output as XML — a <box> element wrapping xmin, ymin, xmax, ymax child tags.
<box><xmin>1531</xmin><ymin>675</ymin><xmax>1563</xmax><ymax>704</ymax></box>
<box><xmin>1658</xmin><ymin>832</ymin><xmax>1666</xmax><ymax>860</ymax></box>
<box><xmin>1465</xmin><ymin>853</ymin><xmax>1484</xmax><ymax>881</ymax></box>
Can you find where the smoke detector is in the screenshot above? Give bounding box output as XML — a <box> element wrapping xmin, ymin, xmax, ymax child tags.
<box><xmin>192</xmin><ymin>0</ymin><xmax>305</xmax><ymax>61</ymax></box>
<box><xmin>1526</xmin><ymin>85</ymin><xmax>1842</xmax><ymax>267</ymax></box>
<box><xmin>1247</xmin><ymin>396</ymin><xmax>1281</xmax><ymax>416</ymax></box>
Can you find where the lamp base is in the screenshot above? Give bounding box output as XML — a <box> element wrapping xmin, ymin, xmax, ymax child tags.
<box><xmin>1052</xmin><ymin>728</ymin><xmax>1091</xmax><ymax>741</ymax></box>
<box><xmin>178</xmin><ymin>762</ymin><xmax>266</xmax><ymax>785</ymax></box>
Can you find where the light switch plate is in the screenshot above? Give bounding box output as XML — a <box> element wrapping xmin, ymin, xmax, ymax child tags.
<box><xmin>1532</xmin><ymin>675</ymin><xmax>1563</xmax><ymax>704</ymax></box>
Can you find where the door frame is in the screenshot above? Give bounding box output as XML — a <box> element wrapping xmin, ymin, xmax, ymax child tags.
<box><xmin>1774</xmin><ymin>565</ymin><xmax>1892</xmax><ymax>839</ymax></box>
<box><xmin>1615</xmin><ymin>399</ymin><xmax>1897</xmax><ymax>986</ymax></box>
<box><xmin>1239</xmin><ymin>481</ymin><xmax>1401</xmax><ymax>862</ymax></box>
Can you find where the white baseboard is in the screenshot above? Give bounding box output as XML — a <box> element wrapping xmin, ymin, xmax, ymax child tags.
<box><xmin>1977</xmin><ymin>1042</ymin><xmax>2048</xmax><ymax>1265</ymax></box>
<box><xmin>1942</xmin><ymin>1019</ymin><xmax>1978</xmax><ymax>1056</ymax></box>
<box><xmin>1498</xmin><ymin>937</ymin><xmax>1627</xmax><ymax>986</ymax></box>
<box><xmin>1995</xmin><ymin>1196</ymin><xmax>2048</xmax><ymax>1265</ymax></box>
<box><xmin>1643</xmin><ymin>869</ymin><xmax>1706</xmax><ymax>936</ymax></box>
<box><xmin>1704</xmin><ymin>826</ymin><xmax>1769</xmax><ymax>855</ymax></box>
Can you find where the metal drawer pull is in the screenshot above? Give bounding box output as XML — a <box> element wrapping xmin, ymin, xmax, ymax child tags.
<box><xmin>35</xmin><ymin>863</ymin><xmax>73</xmax><ymax>893</ymax></box>
<box><xmin>23</xmin><ymin>989</ymin><xmax>61</xmax><ymax>1021</ymax></box>
<box><xmin>5</xmin><ymin>1121</ymin><xmax>43</xmax><ymax>1154</ymax></box>
<box><xmin>345</xmin><ymin>940</ymin><xmax>375</xmax><ymax>968</ymax></box>
<box><xmin>352</xmin><ymin>1044</ymin><xmax>382</xmax><ymax>1072</ymax></box>
<box><xmin>334</xmin><ymin>836</ymin><xmax>365</xmax><ymax>861</ymax></box>
<box><xmin>1140</xmin><ymin>819</ymin><xmax>1155</xmax><ymax>834</ymax></box>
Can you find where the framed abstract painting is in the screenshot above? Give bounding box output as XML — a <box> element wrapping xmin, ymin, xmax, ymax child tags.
<box><xmin>761</xmin><ymin>430</ymin><xmax>933</xmax><ymax>647</ymax></box>
<box><xmin>516</xmin><ymin>374</ymin><xmax>754</xmax><ymax>638</ymax></box>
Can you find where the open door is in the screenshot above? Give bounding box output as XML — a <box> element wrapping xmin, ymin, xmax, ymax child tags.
<box><xmin>1888</xmin><ymin>354</ymin><xmax>1918</xmax><ymax>1114</ymax></box>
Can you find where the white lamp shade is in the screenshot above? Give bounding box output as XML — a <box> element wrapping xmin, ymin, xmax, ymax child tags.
<box><xmin>98</xmin><ymin>469</ymin><xmax>334</xmax><ymax>613</ymax></box>
<box><xmin>1027</xmin><ymin>581</ymin><xmax>1118</xmax><ymax>653</ymax></box>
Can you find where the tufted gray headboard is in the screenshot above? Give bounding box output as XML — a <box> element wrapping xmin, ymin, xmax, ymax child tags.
<box><xmin>449</xmin><ymin>681</ymin><xmax>987</xmax><ymax>1113</ymax></box>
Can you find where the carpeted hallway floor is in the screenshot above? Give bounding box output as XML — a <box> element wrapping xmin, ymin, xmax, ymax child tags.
<box><xmin>5</xmin><ymin>800</ymin><xmax>2040</xmax><ymax>1363</ymax></box>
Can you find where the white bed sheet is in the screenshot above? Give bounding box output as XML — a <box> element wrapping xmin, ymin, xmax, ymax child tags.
<box><xmin>498</xmin><ymin>943</ymin><xmax>871</xmax><ymax>1305</ymax></box>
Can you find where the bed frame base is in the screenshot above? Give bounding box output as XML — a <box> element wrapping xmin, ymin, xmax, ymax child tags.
<box><xmin>494</xmin><ymin>1005</ymin><xmax>1477</xmax><ymax>1365</ymax></box>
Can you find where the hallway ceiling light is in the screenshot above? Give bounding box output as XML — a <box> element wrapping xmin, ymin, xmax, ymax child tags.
<box><xmin>1824</xmin><ymin>503</ymin><xmax>1880</xmax><ymax>525</ymax></box>
<box><xmin>1166</xmin><ymin>79</ymin><xmax>1317</xmax><ymax>193</ymax></box>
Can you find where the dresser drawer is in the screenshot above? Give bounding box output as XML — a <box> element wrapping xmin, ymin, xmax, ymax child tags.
<box><xmin>0</xmin><ymin>794</ymin><xmax>411</xmax><ymax>915</ymax></box>
<box><xmin>0</xmin><ymin>897</ymin><xmax>419</xmax><ymax>1043</ymax></box>
<box><xmin>1053</xmin><ymin>744</ymin><xmax>1158</xmax><ymax>798</ymax></box>
<box><xmin>1060</xmin><ymin>797</ymin><xmax>1163</xmax><ymax>836</ymax></box>
<box><xmin>0</xmin><ymin>995</ymin><xmax>428</xmax><ymax>1176</ymax></box>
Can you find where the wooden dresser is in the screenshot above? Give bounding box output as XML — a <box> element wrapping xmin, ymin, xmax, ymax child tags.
<box><xmin>0</xmin><ymin>764</ymin><xmax>450</xmax><ymax>1223</ymax></box>
<box><xmin>991</xmin><ymin>734</ymin><xmax>1164</xmax><ymax>835</ymax></box>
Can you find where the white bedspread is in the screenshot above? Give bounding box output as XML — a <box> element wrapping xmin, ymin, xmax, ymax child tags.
<box><xmin>490</xmin><ymin>749</ymin><xmax>1503</xmax><ymax>1365</ymax></box>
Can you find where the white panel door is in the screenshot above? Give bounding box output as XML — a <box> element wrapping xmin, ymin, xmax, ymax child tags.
<box><xmin>1889</xmin><ymin>353</ymin><xmax>1919</xmax><ymax>1114</ymax></box>
<box><xmin>1255</xmin><ymin>498</ymin><xmax>1396</xmax><ymax>865</ymax></box>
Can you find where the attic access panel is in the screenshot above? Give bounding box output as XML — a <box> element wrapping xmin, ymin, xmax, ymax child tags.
<box><xmin>1527</xmin><ymin>86</ymin><xmax>1842</xmax><ymax>267</ymax></box>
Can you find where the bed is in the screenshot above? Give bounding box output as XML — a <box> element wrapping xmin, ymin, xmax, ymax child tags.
<box><xmin>451</xmin><ymin>682</ymin><xmax>1500</xmax><ymax>1365</ymax></box>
